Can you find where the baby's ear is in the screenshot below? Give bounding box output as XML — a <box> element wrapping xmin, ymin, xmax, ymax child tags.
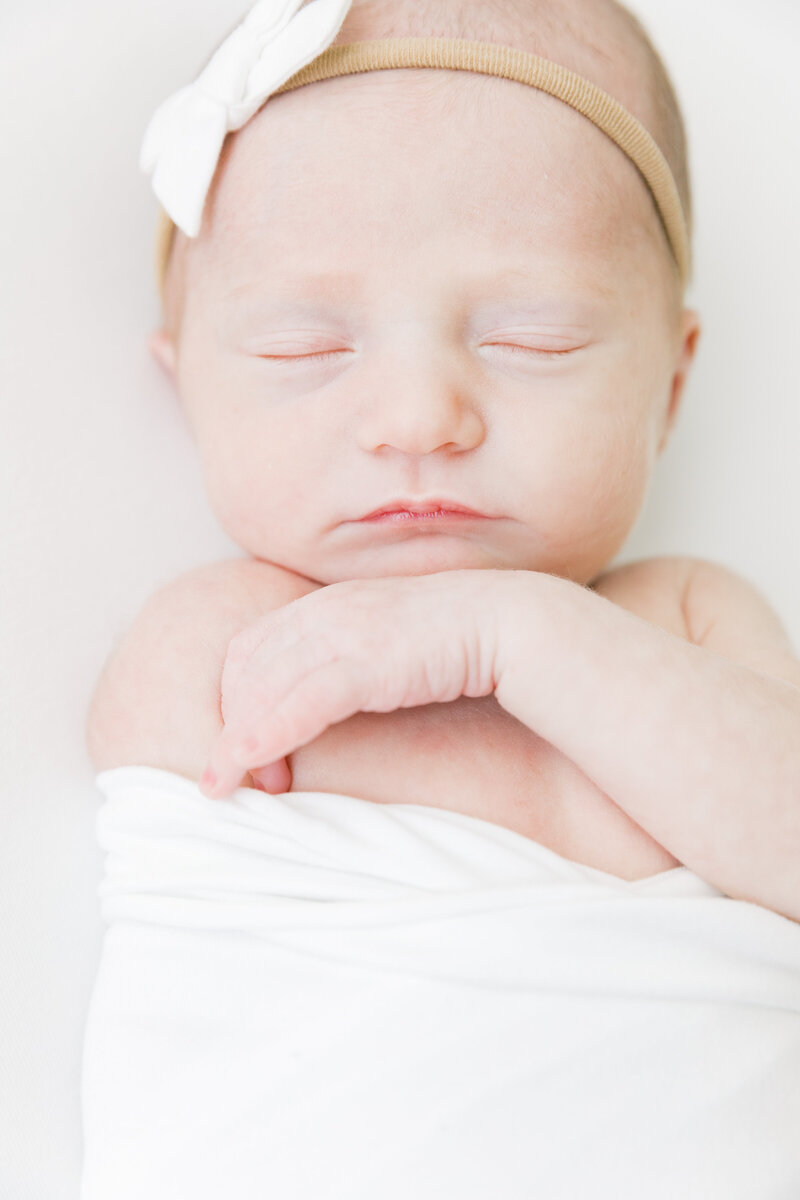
<box><xmin>657</xmin><ymin>308</ymin><xmax>702</xmax><ymax>454</ymax></box>
<box><xmin>148</xmin><ymin>329</ymin><xmax>177</xmax><ymax>380</ymax></box>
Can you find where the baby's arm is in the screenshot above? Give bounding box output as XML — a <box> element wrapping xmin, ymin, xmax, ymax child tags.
<box><xmin>85</xmin><ymin>558</ymin><xmax>319</xmax><ymax>782</ymax></box>
<box><xmin>496</xmin><ymin>556</ymin><xmax>800</xmax><ymax>920</ymax></box>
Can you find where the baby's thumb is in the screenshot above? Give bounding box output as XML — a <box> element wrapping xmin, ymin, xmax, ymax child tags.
<box><xmin>250</xmin><ymin>757</ymin><xmax>293</xmax><ymax>795</ymax></box>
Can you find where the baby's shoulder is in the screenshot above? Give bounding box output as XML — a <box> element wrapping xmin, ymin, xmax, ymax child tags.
<box><xmin>589</xmin><ymin>554</ymin><xmax>693</xmax><ymax>640</ymax></box>
<box><xmin>593</xmin><ymin>554</ymin><xmax>800</xmax><ymax>686</ymax></box>
<box><xmin>85</xmin><ymin>558</ymin><xmax>320</xmax><ymax>782</ymax></box>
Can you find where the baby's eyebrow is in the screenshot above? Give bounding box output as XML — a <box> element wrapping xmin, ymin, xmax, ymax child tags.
<box><xmin>221</xmin><ymin>269</ymin><xmax>360</xmax><ymax>305</ymax></box>
<box><xmin>218</xmin><ymin>268</ymin><xmax>617</xmax><ymax>318</ymax></box>
<box><xmin>219</xmin><ymin>265</ymin><xmax>618</xmax><ymax>307</ymax></box>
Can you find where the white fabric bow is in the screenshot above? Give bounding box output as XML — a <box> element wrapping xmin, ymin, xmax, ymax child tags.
<box><xmin>140</xmin><ymin>0</ymin><xmax>354</xmax><ymax>237</ymax></box>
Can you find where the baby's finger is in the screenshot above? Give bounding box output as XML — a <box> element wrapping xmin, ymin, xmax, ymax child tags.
<box><xmin>221</xmin><ymin>624</ymin><xmax>336</xmax><ymax>733</ymax></box>
<box><xmin>220</xmin><ymin>615</ymin><xmax>306</xmax><ymax>721</ymax></box>
<box><xmin>198</xmin><ymin>761</ymin><xmax>249</xmax><ymax>801</ymax></box>
<box><xmin>210</xmin><ymin>633</ymin><xmax>344</xmax><ymax>794</ymax></box>
<box><xmin>204</xmin><ymin>659</ymin><xmax>363</xmax><ymax>797</ymax></box>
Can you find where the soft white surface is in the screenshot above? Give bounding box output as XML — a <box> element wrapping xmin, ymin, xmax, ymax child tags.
<box><xmin>2</xmin><ymin>2</ymin><xmax>799</xmax><ymax>1196</ymax></box>
<box><xmin>80</xmin><ymin>768</ymin><xmax>800</xmax><ymax>1199</ymax></box>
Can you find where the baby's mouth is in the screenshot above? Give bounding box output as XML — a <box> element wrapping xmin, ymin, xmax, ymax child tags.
<box><xmin>357</xmin><ymin>508</ymin><xmax>490</xmax><ymax>525</ymax></box>
<box><xmin>356</xmin><ymin>498</ymin><xmax>495</xmax><ymax>522</ymax></box>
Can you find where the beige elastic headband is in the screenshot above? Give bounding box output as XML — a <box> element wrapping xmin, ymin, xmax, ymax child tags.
<box><xmin>153</xmin><ymin>36</ymin><xmax>691</xmax><ymax>299</ymax></box>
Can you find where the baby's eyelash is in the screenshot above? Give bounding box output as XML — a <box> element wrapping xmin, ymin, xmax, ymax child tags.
<box><xmin>259</xmin><ymin>345</ymin><xmax>576</xmax><ymax>366</ymax></box>
<box><xmin>492</xmin><ymin>344</ymin><xmax>575</xmax><ymax>361</ymax></box>
<box><xmin>259</xmin><ymin>350</ymin><xmax>344</xmax><ymax>365</ymax></box>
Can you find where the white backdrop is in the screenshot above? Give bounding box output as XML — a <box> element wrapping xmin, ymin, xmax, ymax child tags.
<box><xmin>2</xmin><ymin>1</ymin><xmax>798</xmax><ymax>1196</ymax></box>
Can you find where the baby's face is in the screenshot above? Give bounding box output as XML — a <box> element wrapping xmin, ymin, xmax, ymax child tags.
<box><xmin>155</xmin><ymin>68</ymin><xmax>700</xmax><ymax>587</ymax></box>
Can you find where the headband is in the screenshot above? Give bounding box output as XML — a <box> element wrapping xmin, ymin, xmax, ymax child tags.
<box><xmin>142</xmin><ymin>4</ymin><xmax>691</xmax><ymax>298</ymax></box>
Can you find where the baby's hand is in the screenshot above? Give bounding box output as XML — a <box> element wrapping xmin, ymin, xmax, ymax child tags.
<box><xmin>199</xmin><ymin>569</ymin><xmax>523</xmax><ymax>799</ymax></box>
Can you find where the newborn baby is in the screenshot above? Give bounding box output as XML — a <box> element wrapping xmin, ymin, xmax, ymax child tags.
<box><xmin>86</xmin><ymin>0</ymin><xmax>800</xmax><ymax>889</ymax></box>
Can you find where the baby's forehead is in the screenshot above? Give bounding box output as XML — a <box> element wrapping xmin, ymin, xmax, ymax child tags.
<box><xmin>199</xmin><ymin>69</ymin><xmax>653</xmax><ymax>285</ymax></box>
<box><xmin>162</xmin><ymin>0</ymin><xmax>688</xmax><ymax>324</ymax></box>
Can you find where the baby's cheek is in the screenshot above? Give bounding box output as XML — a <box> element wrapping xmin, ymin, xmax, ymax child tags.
<box><xmin>541</xmin><ymin>418</ymin><xmax>652</xmax><ymax>569</ymax></box>
<box><xmin>579</xmin><ymin>413</ymin><xmax>652</xmax><ymax>505</ymax></box>
<box><xmin>197</xmin><ymin>446</ymin><xmax>265</xmax><ymax>549</ymax></box>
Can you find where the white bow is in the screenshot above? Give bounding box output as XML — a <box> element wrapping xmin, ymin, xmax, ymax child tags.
<box><xmin>140</xmin><ymin>0</ymin><xmax>354</xmax><ymax>237</ymax></box>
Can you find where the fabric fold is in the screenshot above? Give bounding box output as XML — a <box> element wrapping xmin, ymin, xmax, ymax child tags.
<box><xmin>81</xmin><ymin>766</ymin><xmax>800</xmax><ymax>1200</ymax></box>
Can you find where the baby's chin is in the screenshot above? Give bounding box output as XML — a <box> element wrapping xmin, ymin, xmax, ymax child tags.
<box><xmin>230</xmin><ymin>532</ymin><xmax>615</xmax><ymax>591</ymax></box>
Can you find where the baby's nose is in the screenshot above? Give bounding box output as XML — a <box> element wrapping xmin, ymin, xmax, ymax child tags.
<box><xmin>355</xmin><ymin>352</ymin><xmax>485</xmax><ymax>457</ymax></box>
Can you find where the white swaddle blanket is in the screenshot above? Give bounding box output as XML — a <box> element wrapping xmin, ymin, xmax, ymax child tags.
<box><xmin>80</xmin><ymin>766</ymin><xmax>800</xmax><ymax>1199</ymax></box>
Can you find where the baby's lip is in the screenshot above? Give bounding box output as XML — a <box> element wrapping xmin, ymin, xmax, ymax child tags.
<box><xmin>357</xmin><ymin>498</ymin><xmax>494</xmax><ymax>520</ymax></box>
